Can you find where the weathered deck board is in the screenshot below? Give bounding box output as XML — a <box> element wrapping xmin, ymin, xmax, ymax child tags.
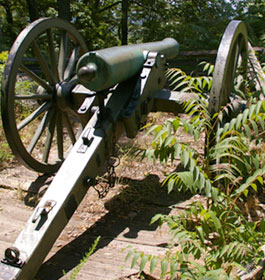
<box><xmin>0</xmin><ymin>167</ymin><xmax>181</xmax><ymax>280</ymax></box>
<box><xmin>35</xmin><ymin>203</ymin><xmax>172</xmax><ymax>280</ymax></box>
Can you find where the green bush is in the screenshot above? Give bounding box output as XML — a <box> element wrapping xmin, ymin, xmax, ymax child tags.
<box><xmin>125</xmin><ymin>66</ymin><xmax>265</xmax><ymax>279</ymax></box>
<box><xmin>0</xmin><ymin>51</ymin><xmax>13</xmax><ymax>168</ymax></box>
<box><xmin>0</xmin><ymin>51</ymin><xmax>39</xmax><ymax>168</ymax></box>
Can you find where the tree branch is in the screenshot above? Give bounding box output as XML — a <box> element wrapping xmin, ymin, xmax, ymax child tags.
<box><xmin>131</xmin><ymin>0</ymin><xmax>158</xmax><ymax>12</ymax></box>
<box><xmin>99</xmin><ymin>1</ymin><xmax>122</xmax><ymax>13</ymax></box>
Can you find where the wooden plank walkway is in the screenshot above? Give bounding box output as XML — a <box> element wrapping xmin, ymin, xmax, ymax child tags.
<box><xmin>0</xmin><ymin>161</ymin><xmax>192</xmax><ymax>280</ymax></box>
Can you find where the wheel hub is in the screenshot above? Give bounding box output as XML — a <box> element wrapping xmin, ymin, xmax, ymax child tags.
<box><xmin>55</xmin><ymin>81</ymin><xmax>75</xmax><ymax>110</ymax></box>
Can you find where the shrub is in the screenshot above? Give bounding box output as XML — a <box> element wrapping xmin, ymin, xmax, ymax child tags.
<box><xmin>125</xmin><ymin>65</ymin><xmax>265</xmax><ymax>279</ymax></box>
<box><xmin>0</xmin><ymin>51</ymin><xmax>13</xmax><ymax>168</ymax></box>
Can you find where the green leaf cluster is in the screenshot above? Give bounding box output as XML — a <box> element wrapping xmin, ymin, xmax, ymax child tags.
<box><xmin>1</xmin><ymin>1</ymin><xmax>264</xmax><ymax>52</ymax></box>
<box><xmin>0</xmin><ymin>51</ymin><xmax>8</xmax><ymax>82</ymax></box>
<box><xmin>0</xmin><ymin>51</ymin><xmax>34</xmax><ymax>168</ymax></box>
<box><xmin>125</xmin><ymin>64</ymin><xmax>265</xmax><ymax>278</ymax></box>
<box><xmin>166</xmin><ymin>63</ymin><xmax>213</xmax><ymax>94</ymax></box>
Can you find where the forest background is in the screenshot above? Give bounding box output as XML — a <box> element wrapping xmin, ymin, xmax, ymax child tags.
<box><xmin>0</xmin><ymin>0</ymin><xmax>264</xmax><ymax>53</ymax></box>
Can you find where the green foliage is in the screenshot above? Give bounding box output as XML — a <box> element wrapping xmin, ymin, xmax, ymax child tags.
<box><xmin>63</xmin><ymin>236</ymin><xmax>101</xmax><ymax>280</ymax></box>
<box><xmin>146</xmin><ymin>200</ymin><xmax>265</xmax><ymax>276</ymax></box>
<box><xmin>0</xmin><ymin>51</ymin><xmax>8</xmax><ymax>81</ymax></box>
<box><xmin>0</xmin><ymin>1</ymin><xmax>264</xmax><ymax>51</ymax></box>
<box><xmin>71</xmin><ymin>1</ymin><xmax>121</xmax><ymax>49</ymax></box>
<box><xmin>125</xmin><ymin>64</ymin><xmax>265</xmax><ymax>278</ymax></box>
<box><xmin>0</xmin><ymin>51</ymin><xmax>13</xmax><ymax>168</ymax></box>
<box><xmin>0</xmin><ymin>51</ymin><xmax>37</xmax><ymax>168</ymax></box>
<box><xmin>128</xmin><ymin>0</ymin><xmax>243</xmax><ymax>50</ymax></box>
<box><xmin>240</xmin><ymin>1</ymin><xmax>265</xmax><ymax>47</ymax></box>
<box><xmin>166</xmin><ymin>62</ymin><xmax>214</xmax><ymax>94</ymax></box>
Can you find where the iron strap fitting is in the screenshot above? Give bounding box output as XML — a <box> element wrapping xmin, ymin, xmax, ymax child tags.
<box><xmin>32</xmin><ymin>200</ymin><xmax>56</xmax><ymax>223</ymax></box>
<box><xmin>144</xmin><ymin>58</ymin><xmax>156</xmax><ymax>68</ymax></box>
<box><xmin>77</xmin><ymin>127</ymin><xmax>94</xmax><ymax>153</ymax></box>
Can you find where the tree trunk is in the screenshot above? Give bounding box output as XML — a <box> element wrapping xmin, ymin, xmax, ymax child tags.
<box><xmin>0</xmin><ymin>0</ymin><xmax>16</xmax><ymax>43</ymax></box>
<box><xmin>1</xmin><ymin>0</ymin><xmax>13</xmax><ymax>24</ymax></box>
<box><xmin>58</xmin><ymin>0</ymin><xmax>71</xmax><ymax>21</ymax></box>
<box><xmin>121</xmin><ymin>0</ymin><xmax>128</xmax><ymax>45</ymax></box>
<box><xmin>25</xmin><ymin>0</ymin><xmax>39</xmax><ymax>21</ymax></box>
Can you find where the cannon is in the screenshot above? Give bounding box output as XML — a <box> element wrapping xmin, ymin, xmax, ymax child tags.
<box><xmin>0</xmin><ymin>18</ymin><xmax>248</xmax><ymax>279</ymax></box>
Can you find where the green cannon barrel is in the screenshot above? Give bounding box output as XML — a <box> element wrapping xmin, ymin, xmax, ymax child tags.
<box><xmin>76</xmin><ymin>38</ymin><xmax>179</xmax><ymax>92</ymax></box>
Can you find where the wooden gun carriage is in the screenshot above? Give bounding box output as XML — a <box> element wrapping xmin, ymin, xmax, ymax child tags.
<box><xmin>0</xmin><ymin>18</ymin><xmax>248</xmax><ymax>279</ymax></box>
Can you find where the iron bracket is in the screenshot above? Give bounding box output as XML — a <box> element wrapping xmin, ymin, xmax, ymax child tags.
<box><xmin>1</xmin><ymin>247</ymin><xmax>24</xmax><ymax>268</ymax></box>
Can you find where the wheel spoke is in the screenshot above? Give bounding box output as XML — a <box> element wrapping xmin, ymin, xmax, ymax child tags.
<box><xmin>27</xmin><ymin>108</ymin><xmax>54</xmax><ymax>153</ymax></box>
<box><xmin>31</xmin><ymin>39</ymin><xmax>55</xmax><ymax>85</ymax></box>
<box><xmin>236</xmin><ymin>37</ymin><xmax>246</xmax><ymax>73</ymax></box>
<box><xmin>42</xmin><ymin>109</ymin><xmax>56</xmax><ymax>163</ymax></box>
<box><xmin>225</xmin><ymin>39</ymin><xmax>242</xmax><ymax>98</ymax></box>
<box><xmin>58</xmin><ymin>31</ymin><xmax>70</xmax><ymax>81</ymax></box>
<box><xmin>47</xmin><ymin>29</ymin><xmax>59</xmax><ymax>82</ymax></box>
<box><xmin>62</xmin><ymin>112</ymin><xmax>76</xmax><ymax>144</ymax></box>
<box><xmin>231</xmin><ymin>40</ymin><xmax>241</xmax><ymax>78</ymax></box>
<box><xmin>17</xmin><ymin>101</ymin><xmax>52</xmax><ymax>131</ymax></box>
<box><xmin>19</xmin><ymin>64</ymin><xmax>53</xmax><ymax>92</ymax></box>
<box><xmin>64</xmin><ymin>46</ymin><xmax>80</xmax><ymax>81</ymax></box>
<box><xmin>56</xmin><ymin>111</ymin><xmax>64</xmax><ymax>160</ymax></box>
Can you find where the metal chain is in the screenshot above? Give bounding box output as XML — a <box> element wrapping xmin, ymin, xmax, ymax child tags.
<box><xmin>92</xmin><ymin>101</ymin><xmax>120</xmax><ymax>198</ymax></box>
<box><xmin>92</xmin><ymin>156</ymin><xmax>119</xmax><ymax>198</ymax></box>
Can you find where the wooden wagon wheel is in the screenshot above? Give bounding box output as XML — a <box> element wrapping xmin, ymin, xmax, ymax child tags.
<box><xmin>1</xmin><ymin>18</ymin><xmax>88</xmax><ymax>174</ymax></box>
<box><xmin>208</xmin><ymin>20</ymin><xmax>248</xmax><ymax>117</ymax></box>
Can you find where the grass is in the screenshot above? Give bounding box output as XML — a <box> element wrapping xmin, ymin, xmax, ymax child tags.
<box><xmin>0</xmin><ymin>51</ymin><xmax>42</xmax><ymax>170</ymax></box>
<box><xmin>0</xmin><ymin>51</ymin><xmax>14</xmax><ymax>169</ymax></box>
<box><xmin>63</xmin><ymin>236</ymin><xmax>101</xmax><ymax>280</ymax></box>
<box><xmin>0</xmin><ymin>107</ymin><xmax>14</xmax><ymax>170</ymax></box>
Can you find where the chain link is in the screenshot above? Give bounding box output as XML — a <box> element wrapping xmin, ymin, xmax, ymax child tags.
<box><xmin>92</xmin><ymin>157</ymin><xmax>119</xmax><ymax>198</ymax></box>
<box><xmin>92</xmin><ymin>105</ymin><xmax>119</xmax><ymax>198</ymax></box>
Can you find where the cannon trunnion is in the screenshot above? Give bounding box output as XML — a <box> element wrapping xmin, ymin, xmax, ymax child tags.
<box><xmin>0</xmin><ymin>18</ymin><xmax>248</xmax><ymax>280</ymax></box>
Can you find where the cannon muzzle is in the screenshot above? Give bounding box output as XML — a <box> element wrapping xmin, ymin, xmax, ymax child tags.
<box><xmin>77</xmin><ymin>38</ymin><xmax>179</xmax><ymax>92</ymax></box>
